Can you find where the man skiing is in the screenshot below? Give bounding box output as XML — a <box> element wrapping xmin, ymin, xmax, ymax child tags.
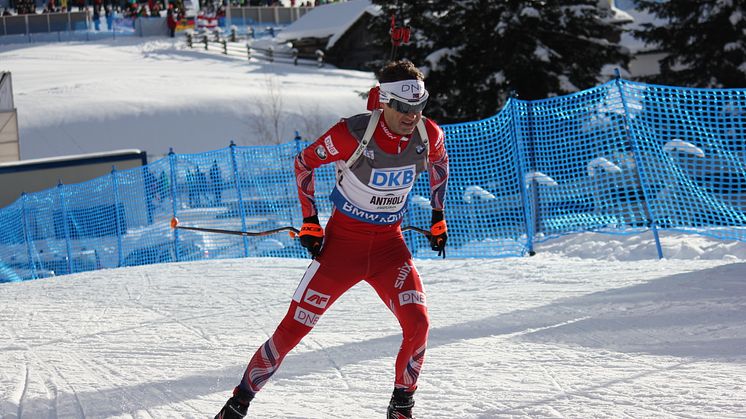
<box><xmin>215</xmin><ymin>59</ymin><xmax>449</xmax><ymax>419</ymax></box>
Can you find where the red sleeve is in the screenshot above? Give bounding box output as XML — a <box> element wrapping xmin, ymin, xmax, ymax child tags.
<box><xmin>294</xmin><ymin>121</ymin><xmax>358</xmax><ymax>218</ymax></box>
<box><xmin>425</xmin><ymin>119</ymin><xmax>449</xmax><ymax>210</ymax></box>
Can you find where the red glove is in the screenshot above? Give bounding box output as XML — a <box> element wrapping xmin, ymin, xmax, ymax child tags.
<box><xmin>430</xmin><ymin>210</ymin><xmax>447</xmax><ymax>258</ymax></box>
<box><xmin>299</xmin><ymin>215</ymin><xmax>324</xmax><ymax>259</ymax></box>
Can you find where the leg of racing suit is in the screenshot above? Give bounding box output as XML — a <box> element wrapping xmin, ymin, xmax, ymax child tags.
<box><xmin>237</xmin><ymin>214</ymin><xmax>429</xmax><ymax>396</ymax></box>
<box><xmin>366</xmin><ymin>251</ymin><xmax>429</xmax><ymax>392</ymax></box>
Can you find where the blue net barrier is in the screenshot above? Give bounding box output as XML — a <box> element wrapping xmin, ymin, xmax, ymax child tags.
<box><xmin>1</xmin><ymin>78</ymin><xmax>744</xmax><ymax>282</ymax></box>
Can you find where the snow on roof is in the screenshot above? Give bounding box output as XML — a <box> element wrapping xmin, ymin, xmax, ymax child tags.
<box><xmin>0</xmin><ymin>149</ymin><xmax>144</xmax><ymax>169</ymax></box>
<box><xmin>277</xmin><ymin>0</ymin><xmax>380</xmax><ymax>50</ymax></box>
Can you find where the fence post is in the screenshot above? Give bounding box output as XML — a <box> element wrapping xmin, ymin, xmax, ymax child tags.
<box><xmin>246</xmin><ymin>42</ymin><xmax>251</xmax><ymax>60</ymax></box>
<box><xmin>509</xmin><ymin>95</ymin><xmax>536</xmax><ymax>256</ymax></box>
<box><xmin>168</xmin><ymin>149</ymin><xmax>181</xmax><ymax>262</ymax></box>
<box><xmin>230</xmin><ymin>25</ymin><xmax>237</xmax><ymax>42</ymax></box>
<box><xmin>58</xmin><ymin>181</ymin><xmax>73</xmax><ymax>275</ymax></box>
<box><xmin>111</xmin><ymin>167</ymin><xmax>124</xmax><ymax>268</ymax></box>
<box><xmin>315</xmin><ymin>49</ymin><xmax>324</xmax><ymax>68</ymax></box>
<box><xmin>230</xmin><ymin>141</ymin><xmax>250</xmax><ymax>257</ymax></box>
<box><xmin>21</xmin><ymin>193</ymin><xmax>36</xmax><ymax>279</ymax></box>
<box><xmin>222</xmin><ymin>39</ymin><xmax>227</xmax><ymax>54</ymax></box>
<box><xmin>203</xmin><ymin>34</ymin><xmax>208</xmax><ymax>50</ymax></box>
<box><xmin>614</xmin><ymin>71</ymin><xmax>664</xmax><ymax>259</ymax></box>
<box><xmin>292</xmin><ymin>48</ymin><xmax>298</xmax><ymax>65</ymax></box>
<box><xmin>186</xmin><ymin>32</ymin><xmax>192</xmax><ymax>48</ymax></box>
<box><xmin>268</xmin><ymin>46</ymin><xmax>274</xmax><ymax>62</ymax></box>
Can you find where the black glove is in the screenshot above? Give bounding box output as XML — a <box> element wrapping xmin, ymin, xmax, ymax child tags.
<box><xmin>430</xmin><ymin>210</ymin><xmax>447</xmax><ymax>258</ymax></box>
<box><xmin>299</xmin><ymin>215</ymin><xmax>324</xmax><ymax>259</ymax></box>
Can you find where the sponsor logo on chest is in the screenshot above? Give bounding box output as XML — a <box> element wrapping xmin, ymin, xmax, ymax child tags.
<box><xmin>369</xmin><ymin>195</ymin><xmax>406</xmax><ymax>207</ymax></box>
<box><xmin>369</xmin><ymin>165</ymin><xmax>416</xmax><ymax>190</ymax></box>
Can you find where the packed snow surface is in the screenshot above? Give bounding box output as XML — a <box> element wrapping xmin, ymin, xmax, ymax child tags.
<box><xmin>1</xmin><ymin>231</ymin><xmax>745</xmax><ymax>418</ymax></box>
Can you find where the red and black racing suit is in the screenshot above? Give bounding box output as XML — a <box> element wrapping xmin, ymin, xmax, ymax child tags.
<box><xmin>238</xmin><ymin>113</ymin><xmax>449</xmax><ymax>395</ymax></box>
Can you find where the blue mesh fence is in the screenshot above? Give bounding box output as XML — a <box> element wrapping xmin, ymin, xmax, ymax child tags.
<box><xmin>1</xmin><ymin>78</ymin><xmax>745</xmax><ymax>282</ymax></box>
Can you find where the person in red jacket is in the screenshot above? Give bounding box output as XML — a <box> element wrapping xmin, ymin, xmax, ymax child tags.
<box><xmin>166</xmin><ymin>5</ymin><xmax>177</xmax><ymax>38</ymax></box>
<box><xmin>216</xmin><ymin>60</ymin><xmax>449</xmax><ymax>419</ymax></box>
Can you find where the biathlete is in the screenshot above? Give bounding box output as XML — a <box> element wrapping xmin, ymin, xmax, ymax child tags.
<box><xmin>216</xmin><ymin>59</ymin><xmax>449</xmax><ymax>419</ymax></box>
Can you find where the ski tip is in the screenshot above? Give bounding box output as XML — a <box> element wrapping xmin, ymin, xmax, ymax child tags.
<box><xmin>288</xmin><ymin>231</ymin><xmax>297</xmax><ymax>239</ymax></box>
<box><xmin>170</xmin><ymin>217</ymin><xmax>179</xmax><ymax>229</ymax></box>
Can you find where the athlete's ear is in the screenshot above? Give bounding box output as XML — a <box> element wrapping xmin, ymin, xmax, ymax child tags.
<box><xmin>366</xmin><ymin>86</ymin><xmax>381</xmax><ymax>111</ymax></box>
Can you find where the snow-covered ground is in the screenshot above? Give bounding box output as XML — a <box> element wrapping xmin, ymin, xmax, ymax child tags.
<box><xmin>1</xmin><ymin>231</ymin><xmax>745</xmax><ymax>418</ymax></box>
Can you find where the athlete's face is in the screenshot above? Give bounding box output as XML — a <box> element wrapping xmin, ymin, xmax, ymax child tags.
<box><xmin>382</xmin><ymin>102</ymin><xmax>423</xmax><ymax>136</ymax></box>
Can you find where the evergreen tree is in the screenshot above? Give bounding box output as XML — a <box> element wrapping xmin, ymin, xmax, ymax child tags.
<box><xmin>369</xmin><ymin>0</ymin><xmax>630</xmax><ymax>123</ymax></box>
<box><xmin>632</xmin><ymin>0</ymin><xmax>746</xmax><ymax>88</ymax></box>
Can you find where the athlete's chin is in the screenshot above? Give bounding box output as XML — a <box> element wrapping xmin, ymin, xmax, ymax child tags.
<box><xmin>397</xmin><ymin>123</ymin><xmax>416</xmax><ymax>135</ymax></box>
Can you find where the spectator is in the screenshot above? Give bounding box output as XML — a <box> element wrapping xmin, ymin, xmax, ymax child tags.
<box><xmin>105</xmin><ymin>5</ymin><xmax>113</xmax><ymax>30</ymax></box>
<box><xmin>195</xmin><ymin>168</ymin><xmax>208</xmax><ymax>207</ymax></box>
<box><xmin>166</xmin><ymin>5</ymin><xmax>177</xmax><ymax>37</ymax></box>
<box><xmin>92</xmin><ymin>5</ymin><xmax>101</xmax><ymax>31</ymax></box>
<box><xmin>143</xmin><ymin>168</ymin><xmax>157</xmax><ymax>224</ymax></box>
<box><xmin>209</xmin><ymin>160</ymin><xmax>223</xmax><ymax>206</ymax></box>
<box><xmin>159</xmin><ymin>170</ymin><xmax>170</xmax><ymax>203</ymax></box>
<box><xmin>186</xmin><ymin>170</ymin><xmax>196</xmax><ymax>207</ymax></box>
<box><xmin>2</xmin><ymin>8</ymin><xmax>11</xmax><ymax>15</ymax></box>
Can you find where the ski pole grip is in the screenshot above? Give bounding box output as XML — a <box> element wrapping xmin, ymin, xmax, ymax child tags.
<box><xmin>299</xmin><ymin>223</ymin><xmax>323</xmax><ymax>238</ymax></box>
<box><xmin>430</xmin><ymin>220</ymin><xmax>447</xmax><ymax>236</ymax></box>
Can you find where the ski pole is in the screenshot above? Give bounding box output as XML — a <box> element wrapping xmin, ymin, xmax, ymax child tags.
<box><xmin>170</xmin><ymin>218</ymin><xmax>432</xmax><ymax>239</ymax></box>
<box><xmin>401</xmin><ymin>225</ymin><xmax>431</xmax><ymax>238</ymax></box>
<box><xmin>170</xmin><ymin>217</ymin><xmax>299</xmax><ymax>237</ymax></box>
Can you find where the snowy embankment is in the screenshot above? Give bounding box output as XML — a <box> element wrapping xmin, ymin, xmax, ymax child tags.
<box><xmin>2</xmin><ymin>38</ymin><xmax>374</xmax><ymax>161</ymax></box>
<box><xmin>1</xmin><ymin>232</ymin><xmax>745</xmax><ymax>418</ymax></box>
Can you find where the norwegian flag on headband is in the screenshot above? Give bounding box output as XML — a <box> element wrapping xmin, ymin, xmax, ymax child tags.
<box><xmin>366</xmin><ymin>86</ymin><xmax>381</xmax><ymax>111</ymax></box>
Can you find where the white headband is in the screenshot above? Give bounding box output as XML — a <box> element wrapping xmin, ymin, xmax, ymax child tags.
<box><xmin>379</xmin><ymin>79</ymin><xmax>428</xmax><ymax>104</ymax></box>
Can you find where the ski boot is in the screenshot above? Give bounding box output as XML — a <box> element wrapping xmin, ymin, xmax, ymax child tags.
<box><xmin>215</xmin><ymin>386</ymin><xmax>254</xmax><ymax>419</ymax></box>
<box><xmin>387</xmin><ymin>388</ymin><xmax>415</xmax><ymax>419</ymax></box>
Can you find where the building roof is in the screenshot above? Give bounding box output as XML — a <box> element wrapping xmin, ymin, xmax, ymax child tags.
<box><xmin>277</xmin><ymin>0</ymin><xmax>380</xmax><ymax>50</ymax></box>
<box><xmin>0</xmin><ymin>149</ymin><xmax>145</xmax><ymax>170</ymax></box>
